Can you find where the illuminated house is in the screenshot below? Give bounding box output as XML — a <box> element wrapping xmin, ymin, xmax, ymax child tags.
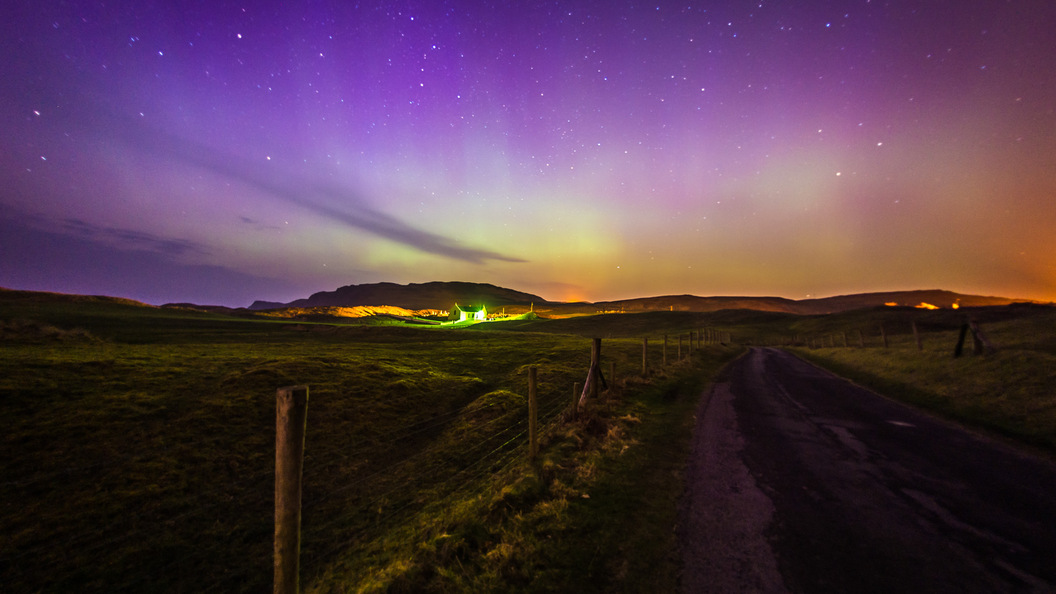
<box><xmin>450</xmin><ymin>304</ymin><xmax>487</xmax><ymax>322</ymax></box>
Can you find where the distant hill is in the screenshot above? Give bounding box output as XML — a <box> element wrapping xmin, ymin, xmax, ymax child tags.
<box><xmin>796</xmin><ymin>290</ymin><xmax>1017</xmax><ymax>314</ymax></box>
<box><xmin>247</xmin><ymin>282</ymin><xmax>1028</xmax><ymax>315</ymax></box>
<box><xmin>249</xmin><ymin>281</ymin><xmax>547</xmax><ymax>311</ymax></box>
<box><xmin>2</xmin><ymin>284</ymin><xmax>1032</xmax><ymax>317</ymax></box>
<box><xmin>581</xmin><ymin>289</ymin><xmax>1020</xmax><ymax>315</ymax></box>
<box><xmin>0</xmin><ymin>287</ymin><xmax>153</xmax><ymax>308</ymax></box>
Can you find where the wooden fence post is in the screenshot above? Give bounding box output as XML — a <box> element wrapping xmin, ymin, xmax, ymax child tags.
<box><xmin>912</xmin><ymin>321</ymin><xmax>923</xmax><ymax>351</ymax></box>
<box><xmin>663</xmin><ymin>334</ymin><xmax>668</xmax><ymax>367</ymax></box>
<box><xmin>590</xmin><ymin>338</ymin><xmax>601</xmax><ymax>400</ymax></box>
<box><xmin>954</xmin><ymin>323</ymin><xmax>969</xmax><ymax>357</ymax></box>
<box><xmin>275</xmin><ymin>385</ymin><xmax>309</xmax><ymax>594</ymax></box>
<box><xmin>857</xmin><ymin>329</ymin><xmax>865</xmax><ymax>348</ymax></box>
<box><xmin>572</xmin><ymin>381</ymin><xmax>580</xmax><ymax>419</ymax></box>
<box><xmin>642</xmin><ymin>338</ymin><xmax>648</xmax><ymax>376</ymax></box>
<box><xmin>842</xmin><ymin>331</ymin><xmax>849</xmax><ymax>348</ymax></box>
<box><xmin>968</xmin><ymin>318</ymin><xmax>995</xmax><ymax>356</ymax></box>
<box><xmin>528</xmin><ymin>367</ymin><xmax>538</xmax><ymax>462</ymax></box>
<box><xmin>880</xmin><ymin>324</ymin><xmax>888</xmax><ymax>349</ymax></box>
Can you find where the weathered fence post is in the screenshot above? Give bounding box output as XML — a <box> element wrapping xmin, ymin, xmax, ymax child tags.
<box><xmin>275</xmin><ymin>385</ymin><xmax>309</xmax><ymax>594</ymax></box>
<box><xmin>579</xmin><ymin>338</ymin><xmax>604</xmax><ymax>407</ymax></box>
<box><xmin>529</xmin><ymin>367</ymin><xmax>538</xmax><ymax>461</ymax></box>
<box><xmin>663</xmin><ymin>335</ymin><xmax>668</xmax><ymax>367</ymax></box>
<box><xmin>955</xmin><ymin>323</ymin><xmax>969</xmax><ymax>357</ymax></box>
<box><xmin>590</xmin><ymin>338</ymin><xmax>601</xmax><ymax>400</ymax></box>
<box><xmin>857</xmin><ymin>329</ymin><xmax>865</xmax><ymax>348</ymax></box>
<box><xmin>968</xmin><ymin>318</ymin><xmax>996</xmax><ymax>356</ymax></box>
<box><xmin>572</xmin><ymin>381</ymin><xmax>580</xmax><ymax>419</ymax></box>
<box><xmin>842</xmin><ymin>331</ymin><xmax>849</xmax><ymax>348</ymax></box>
<box><xmin>880</xmin><ymin>324</ymin><xmax>888</xmax><ymax>348</ymax></box>
<box><xmin>642</xmin><ymin>337</ymin><xmax>649</xmax><ymax>376</ymax></box>
<box><xmin>912</xmin><ymin>321</ymin><xmax>923</xmax><ymax>351</ymax></box>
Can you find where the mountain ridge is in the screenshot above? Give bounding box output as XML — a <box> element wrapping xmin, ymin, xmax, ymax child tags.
<box><xmin>247</xmin><ymin>282</ymin><xmax>1033</xmax><ymax>315</ymax></box>
<box><xmin>249</xmin><ymin>281</ymin><xmax>547</xmax><ymax>311</ymax></box>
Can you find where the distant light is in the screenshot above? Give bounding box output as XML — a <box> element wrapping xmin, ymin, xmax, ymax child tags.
<box><xmin>237</xmin><ymin>33</ymin><xmax>242</xmax><ymax>39</ymax></box>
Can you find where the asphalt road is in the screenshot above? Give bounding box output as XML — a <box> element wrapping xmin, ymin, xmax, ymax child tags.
<box><xmin>679</xmin><ymin>348</ymin><xmax>1056</xmax><ymax>593</ymax></box>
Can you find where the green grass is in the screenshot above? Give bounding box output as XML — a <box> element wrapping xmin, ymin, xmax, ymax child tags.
<box><xmin>0</xmin><ymin>294</ymin><xmax>738</xmax><ymax>592</ymax></box>
<box><xmin>305</xmin><ymin>346</ymin><xmax>738</xmax><ymax>592</ymax></box>
<box><xmin>9</xmin><ymin>289</ymin><xmax>1050</xmax><ymax>592</ymax></box>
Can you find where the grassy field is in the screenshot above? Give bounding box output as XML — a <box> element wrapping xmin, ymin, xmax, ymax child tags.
<box><xmin>4</xmin><ymin>289</ymin><xmax>1053</xmax><ymax>592</ymax></box>
<box><xmin>0</xmin><ymin>292</ymin><xmax>739</xmax><ymax>592</ymax></box>
<box><xmin>786</xmin><ymin>305</ymin><xmax>1056</xmax><ymax>455</ymax></box>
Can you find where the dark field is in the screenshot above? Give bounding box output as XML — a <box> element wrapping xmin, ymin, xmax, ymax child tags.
<box><xmin>2</xmin><ymin>292</ymin><xmax>1053</xmax><ymax>591</ymax></box>
<box><xmin>0</xmin><ymin>293</ymin><xmax>737</xmax><ymax>592</ymax></box>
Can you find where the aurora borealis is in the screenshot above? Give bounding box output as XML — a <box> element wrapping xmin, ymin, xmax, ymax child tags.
<box><xmin>2</xmin><ymin>1</ymin><xmax>1054</xmax><ymax>306</ymax></box>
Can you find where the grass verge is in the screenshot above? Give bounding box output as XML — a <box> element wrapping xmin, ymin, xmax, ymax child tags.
<box><xmin>308</xmin><ymin>346</ymin><xmax>740</xmax><ymax>592</ymax></box>
<box><xmin>789</xmin><ymin>308</ymin><xmax>1056</xmax><ymax>455</ymax></box>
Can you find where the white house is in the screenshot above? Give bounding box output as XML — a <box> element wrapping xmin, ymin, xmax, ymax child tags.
<box><xmin>450</xmin><ymin>304</ymin><xmax>487</xmax><ymax>322</ymax></box>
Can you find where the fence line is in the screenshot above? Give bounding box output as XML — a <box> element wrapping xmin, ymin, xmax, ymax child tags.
<box><xmin>3</xmin><ymin>336</ymin><xmax>672</xmax><ymax>592</ymax></box>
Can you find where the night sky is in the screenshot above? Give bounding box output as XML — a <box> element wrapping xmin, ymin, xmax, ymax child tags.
<box><xmin>2</xmin><ymin>1</ymin><xmax>1054</xmax><ymax>307</ymax></box>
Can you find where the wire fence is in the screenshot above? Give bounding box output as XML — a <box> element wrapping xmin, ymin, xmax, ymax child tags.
<box><xmin>0</xmin><ymin>333</ymin><xmax>709</xmax><ymax>592</ymax></box>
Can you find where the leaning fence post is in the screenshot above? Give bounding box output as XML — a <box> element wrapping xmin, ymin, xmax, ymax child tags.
<box><xmin>529</xmin><ymin>367</ymin><xmax>538</xmax><ymax>462</ymax></box>
<box><xmin>275</xmin><ymin>385</ymin><xmax>309</xmax><ymax>594</ymax></box>
<box><xmin>968</xmin><ymin>318</ymin><xmax>995</xmax><ymax>356</ymax></box>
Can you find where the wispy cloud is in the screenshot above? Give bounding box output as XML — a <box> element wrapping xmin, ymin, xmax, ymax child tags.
<box><xmin>11</xmin><ymin>80</ymin><xmax>526</xmax><ymax>265</ymax></box>
<box><xmin>61</xmin><ymin>218</ymin><xmax>210</xmax><ymax>257</ymax></box>
<box><xmin>137</xmin><ymin>129</ymin><xmax>527</xmax><ymax>265</ymax></box>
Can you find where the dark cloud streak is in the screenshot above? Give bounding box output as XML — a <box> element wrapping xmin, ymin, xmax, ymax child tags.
<box><xmin>60</xmin><ymin>218</ymin><xmax>210</xmax><ymax>258</ymax></box>
<box><xmin>8</xmin><ymin>78</ymin><xmax>526</xmax><ymax>265</ymax></box>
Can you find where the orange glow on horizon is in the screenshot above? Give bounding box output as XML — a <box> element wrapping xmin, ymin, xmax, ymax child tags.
<box><xmin>915</xmin><ymin>302</ymin><xmax>940</xmax><ymax>310</ymax></box>
<box><xmin>884</xmin><ymin>302</ymin><xmax>899</xmax><ymax>307</ymax></box>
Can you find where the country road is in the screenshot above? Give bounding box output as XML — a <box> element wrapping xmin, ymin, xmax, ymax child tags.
<box><xmin>679</xmin><ymin>348</ymin><xmax>1056</xmax><ymax>593</ymax></box>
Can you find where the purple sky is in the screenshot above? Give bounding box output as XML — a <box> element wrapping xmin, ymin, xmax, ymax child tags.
<box><xmin>2</xmin><ymin>1</ymin><xmax>1054</xmax><ymax>306</ymax></box>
